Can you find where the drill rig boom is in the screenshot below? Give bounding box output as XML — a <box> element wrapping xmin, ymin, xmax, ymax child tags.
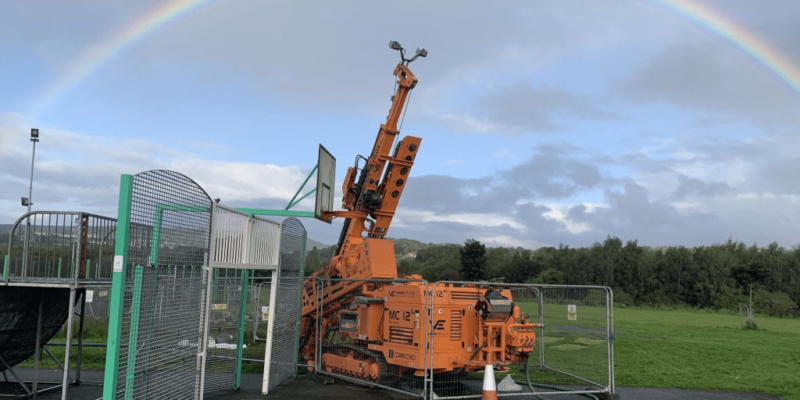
<box><xmin>298</xmin><ymin>42</ymin><xmax>537</xmax><ymax>385</ymax></box>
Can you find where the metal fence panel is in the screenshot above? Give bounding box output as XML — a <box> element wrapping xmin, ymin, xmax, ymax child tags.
<box><xmin>5</xmin><ymin>211</ymin><xmax>116</xmax><ymax>282</ymax></box>
<box><xmin>202</xmin><ymin>268</ymin><xmax>249</xmax><ymax>393</ymax></box>
<box><xmin>427</xmin><ymin>282</ymin><xmax>614</xmax><ymax>399</ymax></box>
<box><xmin>264</xmin><ymin>217</ymin><xmax>306</xmax><ymax>393</ymax></box>
<box><xmin>113</xmin><ymin>170</ymin><xmax>213</xmax><ymax>400</ymax></box>
<box><xmin>534</xmin><ymin>286</ymin><xmax>613</xmax><ymax>392</ymax></box>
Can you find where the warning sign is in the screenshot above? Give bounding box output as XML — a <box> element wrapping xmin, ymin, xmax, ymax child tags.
<box><xmin>212</xmin><ymin>304</ymin><xmax>227</xmax><ymax>310</ymax></box>
<box><xmin>567</xmin><ymin>304</ymin><xmax>577</xmax><ymax>321</ymax></box>
<box><xmin>261</xmin><ymin>306</ymin><xmax>269</xmax><ymax>321</ymax></box>
<box><xmin>86</xmin><ymin>290</ymin><xmax>94</xmax><ymax>303</ymax></box>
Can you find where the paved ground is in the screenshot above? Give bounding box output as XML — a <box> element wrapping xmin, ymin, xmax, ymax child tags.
<box><xmin>0</xmin><ymin>368</ymin><xmax>782</xmax><ymax>399</ymax></box>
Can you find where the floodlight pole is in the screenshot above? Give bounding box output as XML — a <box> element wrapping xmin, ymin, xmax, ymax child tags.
<box><xmin>22</xmin><ymin>129</ymin><xmax>39</xmax><ymax>276</ymax></box>
<box><xmin>28</xmin><ymin>133</ymin><xmax>38</xmax><ymax>214</ymax></box>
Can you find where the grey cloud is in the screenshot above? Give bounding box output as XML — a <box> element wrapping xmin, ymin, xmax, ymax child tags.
<box><xmin>469</xmin><ymin>82</ymin><xmax>618</xmax><ymax>134</ymax></box>
<box><xmin>504</xmin><ymin>145</ymin><xmax>602</xmax><ymax>198</ymax></box>
<box><xmin>754</xmin><ymin>156</ymin><xmax>800</xmax><ymax>196</ymax></box>
<box><xmin>614</xmin><ymin>41</ymin><xmax>800</xmax><ymax>121</ymax></box>
<box><xmin>671</xmin><ymin>175</ymin><xmax>732</xmax><ymax>200</ymax></box>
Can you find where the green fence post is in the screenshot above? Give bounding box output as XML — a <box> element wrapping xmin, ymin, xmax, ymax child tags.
<box><xmin>86</xmin><ymin>259</ymin><xmax>91</xmax><ymax>280</ymax></box>
<box><xmin>58</xmin><ymin>258</ymin><xmax>62</xmax><ymax>278</ymax></box>
<box><xmin>124</xmin><ymin>265</ymin><xmax>145</xmax><ymax>400</ymax></box>
<box><xmin>140</xmin><ymin>205</ymin><xmax>166</xmax><ymax>398</ymax></box>
<box><xmin>234</xmin><ymin>270</ymin><xmax>250</xmax><ymax>390</ymax></box>
<box><xmin>2</xmin><ymin>255</ymin><xmax>7</xmax><ymax>281</ymax></box>
<box><xmin>103</xmin><ymin>174</ymin><xmax>133</xmax><ymax>400</ymax></box>
<box><xmin>293</xmin><ymin>234</ymin><xmax>307</xmax><ymax>377</ymax></box>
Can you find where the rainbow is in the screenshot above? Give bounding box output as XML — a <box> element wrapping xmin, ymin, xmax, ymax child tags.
<box><xmin>658</xmin><ymin>0</ymin><xmax>800</xmax><ymax>96</ymax></box>
<box><xmin>28</xmin><ymin>0</ymin><xmax>800</xmax><ymax>117</ymax></box>
<box><xmin>28</xmin><ymin>0</ymin><xmax>215</xmax><ymax>117</ymax></box>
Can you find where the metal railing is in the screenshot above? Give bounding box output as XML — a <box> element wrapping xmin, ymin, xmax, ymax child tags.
<box><xmin>4</xmin><ymin>211</ymin><xmax>117</xmax><ymax>283</ymax></box>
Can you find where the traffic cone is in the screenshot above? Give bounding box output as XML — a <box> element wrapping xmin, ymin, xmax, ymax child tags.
<box><xmin>481</xmin><ymin>364</ymin><xmax>498</xmax><ymax>400</ymax></box>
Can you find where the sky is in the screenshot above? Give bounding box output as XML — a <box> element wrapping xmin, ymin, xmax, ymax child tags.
<box><xmin>2</xmin><ymin>0</ymin><xmax>800</xmax><ymax>249</ymax></box>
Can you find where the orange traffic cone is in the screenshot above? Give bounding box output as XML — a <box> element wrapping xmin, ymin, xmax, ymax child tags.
<box><xmin>481</xmin><ymin>364</ymin><xmax>498</xmax><ymax>400</ymax></box>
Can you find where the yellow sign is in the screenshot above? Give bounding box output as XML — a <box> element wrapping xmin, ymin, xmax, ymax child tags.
<box><xmin>567</xmin><ymin>305</ymin><xmax>577</xmax><ymax>321</ymax></box>
<box><xmin>212</xmin><ymin>304</ymin><xmax>227</xmax><ymax>310</ymax></box>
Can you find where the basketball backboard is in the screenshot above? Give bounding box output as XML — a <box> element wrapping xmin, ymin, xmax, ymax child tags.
<box><xmin>315</xmin><ymin>145</ymin><xmax>336</xmax><ymax>223</ymax></box>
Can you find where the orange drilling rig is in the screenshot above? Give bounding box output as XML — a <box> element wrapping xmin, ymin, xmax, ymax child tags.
<box><xmin>298</xmin><ymin>41</ymin><xmax>537</xmax><ymax>385</ymax></box>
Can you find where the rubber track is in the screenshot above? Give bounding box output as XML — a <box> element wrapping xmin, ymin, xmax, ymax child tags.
<box><xmin>322</xmin><ymin>343</ymin><xmax>395</xmax><ymax>384</ymax></box>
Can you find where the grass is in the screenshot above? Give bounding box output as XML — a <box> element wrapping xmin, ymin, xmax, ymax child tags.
<box><xmin>613</xmin><ymin>307</ymin><xmax>800</xmax><ymax>400</ymax></box>
<box><xmin>18</xmin><ymin>304</ymin><xmax>800</xmax><ymax>399</ymax></box>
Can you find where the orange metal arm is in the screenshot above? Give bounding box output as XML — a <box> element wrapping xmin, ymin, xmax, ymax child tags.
<box><xmin>329</xmin><ymin>62</ymin><xmax>422</xmax><ymax>268</ymax></box>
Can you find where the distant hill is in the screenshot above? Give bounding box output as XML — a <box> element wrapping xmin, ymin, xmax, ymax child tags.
<box><xmin>306</xmin><ymin>238</ymin><xmax>331</xmax><ymax>252</ymax></box>
<box><xmin>387</xmin><ymin>238</ymin><xmax>430</xmax><ymax>257</ymax></box>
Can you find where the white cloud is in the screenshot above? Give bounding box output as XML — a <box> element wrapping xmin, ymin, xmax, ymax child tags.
<box><xmin>400</xmin><ymin>209</ymin><xmax>527</xmax><ymax>232</ymax></box>
<box><xmin>476</xmin><ymin>235</ymin><xmax>539</xmax><ymax>249</ymax></box>
<box><xmin>0</xmin><ymin>114</ymin><xmax>315</xmax><ymax>221</ymax></box>
<box><xmin>540</xmin><ymin>203</ymin><xmax>591</xmax><ymax>234</ymax></box>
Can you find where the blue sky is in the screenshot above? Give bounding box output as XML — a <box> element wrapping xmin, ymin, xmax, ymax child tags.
<box><xmin>2</xmin><ymin>0</ymin><xmax>800</xmax><ymax>249</ymax></box>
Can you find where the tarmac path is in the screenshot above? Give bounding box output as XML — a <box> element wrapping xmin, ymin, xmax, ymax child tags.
<box><xmin>0</xmin><ymin>368</ymin><xmax>782</xmax><ymax>400</ymax></box>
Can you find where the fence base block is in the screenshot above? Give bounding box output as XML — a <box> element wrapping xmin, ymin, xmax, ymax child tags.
<box><xmin>313</xmin><ymin>374</ymin><xmax>334</xmax><ymax>385</ymax></box>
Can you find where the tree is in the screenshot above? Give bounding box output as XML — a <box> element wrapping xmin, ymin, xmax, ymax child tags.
<box><xmin>732</xmin><ymin>259</ymin><xmax>770</xmax><ymax>318</ymax></box>
<box><xmin>304</xmin><ymin>246</ymin><xmax>322</xmax><ymax>276</ymax></box>
<box><xmin>528</xmin><ymin>268</ymin><xmax>564</xmax><ymax>284</ymax></box>
<box><xmin>459</xmin><ymin>239</ymin><xmax>487</xmax><ymax>281</ymax></box>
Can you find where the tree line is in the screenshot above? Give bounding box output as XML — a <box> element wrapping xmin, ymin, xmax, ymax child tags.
<box><xmin>305</xmin><ymin>236</ymin><xmax>800</xmax><ymax>317</ymax></box>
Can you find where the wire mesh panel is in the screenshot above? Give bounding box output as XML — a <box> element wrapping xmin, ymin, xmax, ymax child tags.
<box><xmin>264</xmin><ymin>217</ymin><xmax>306</xmax><ymax>393</ymax></box>
<box><xmin>534</xmin><ymin>286</ymin><xmax>613</xmax><ymax>393</ymax></box>
<box><xmin>427</xmin><ymin>282</ymin><xmax>613</xmax><ymax>399</ymax></box>
<box><xmin>115</xmin><ymin>170</ymin><xmax>213</xmax><ymax>400</ymax></box>
<box><xmin>118</xmin><ymin>265</ymin><xmax>208</xmax><ymax>400</ymax></box>
<box><xmin>83</xmin><ymin>286</ymin><xmax>113</xmax><ymax>318</ymax></box>
<box><xmin>5</xmin><ymin>211</ymin><xmax>116</xmax><ymax>282</ymax></box>
<box><xmin>203</xmin><ymin>268</ymin><xmax>249</xmax><ymax>393</ymax></box>
<box><xmin>311</xmin><ymin>278</ymin><xmax>428</xmax><ymax>398</ymax></box>
<box><xmin>250</xmin><ymin>279</ymin><xmax>273</xmax><ymax>342</ymax></box>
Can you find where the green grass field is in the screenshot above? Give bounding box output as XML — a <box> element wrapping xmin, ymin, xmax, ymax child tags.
<box><xmin>18</xmin><ymin>306</ymin><xmax>800</xmax><ymax>399</ymax></box>
<box><xmin>613</xmin><ymin>307</ymin><xmax>800</xmax><ymax>400</ymax></box>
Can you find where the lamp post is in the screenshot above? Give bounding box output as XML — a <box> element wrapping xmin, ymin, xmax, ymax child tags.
<box><xmin>21</xmin><ymin>128</ymin><xmax>39</xmax><ymax>276</ymax></box>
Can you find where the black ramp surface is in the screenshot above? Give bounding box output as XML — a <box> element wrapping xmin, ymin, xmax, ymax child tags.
<box><xmin>0</xmin><ymin>287</ymin><xmax>81</xmax><ymax>371</ymax></box>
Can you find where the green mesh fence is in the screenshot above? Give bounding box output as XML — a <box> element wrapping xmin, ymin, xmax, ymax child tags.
<box><xmin>107</xmin><ymin>170</ymin><xmax>305</xmax><ymax>399</ymax></box>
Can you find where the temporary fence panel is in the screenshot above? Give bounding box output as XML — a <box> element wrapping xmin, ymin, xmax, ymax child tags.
<box><xmin>533</xmin><ymin>286</ymin><xmax>614</xmax><ymax>393</ymax></box>
<box><xmin>262</xmin><ymin>217</ymin><xmax>306</xmax><ymax>394</ymax></box>
<box><xmin>312</xmin><ymin>278</ymin><xmax>429</xmax><ymax>398</ymax></box>
<box><xmin>426</xmin><ymin>282</ymin><xmax>614</xmax><ymax>399</ymax></box>
<box><xmin>5</xmin><ymin>211</ymin><xmax>116</xmax><ymax>282</ymax></box>
<box><xmin>82</xmin><ymin>287</ymin><xmax>113</xmax><ymax>318</ymax></box>
<box><xmin>251</xmin><ymin>279</ymin><xmax>273</xmax><ymax>342</ymax></box>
